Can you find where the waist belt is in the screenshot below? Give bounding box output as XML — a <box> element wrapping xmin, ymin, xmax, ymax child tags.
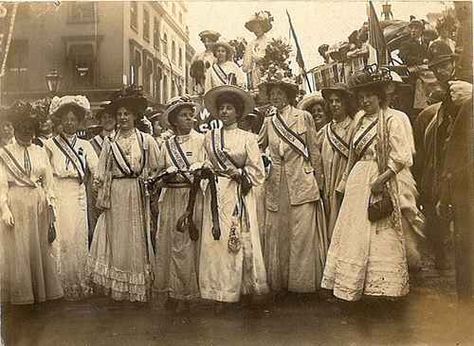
<box><xmin>162</xmin><ymin>182</ymin><xmax>192</xmax><ymax>188</ymax></box>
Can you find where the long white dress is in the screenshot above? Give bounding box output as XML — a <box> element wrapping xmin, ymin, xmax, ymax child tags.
<box><xmin>204</xmin><ymin>61</ymin><xmax>246</xmax><ymax>93</ymax></box>
<box><xmin>199</xmin><ymin>126</ymin><xmax>268</xmax><ymax>302</ymax></box>
<box><xmin>321</xmin><ymin>109</ymin><xmax>411</xmax><ymax>301</ymax></box>
<box><xmin>242</xmin><ymin>34</ymin><xmax>270</xmax><ymax>89</ymax></box>
<box><xmin>0</xmin><ymin>142</ymin><xmax>63</xmax><ymax>304</ymax></box>
<box><xmin>88</xmin><ymin>129</ymin><xmax>160</xmax><ymax>302</ymax></box>
<box><xmin>154</xmin><ymin>130</ymin><xmax>205</xmax><ymax>300</ymax></box>
<box><xmin>44</xmin><ymin>134</ymin><xmax>98</xmax><ymax>300</ymax></box>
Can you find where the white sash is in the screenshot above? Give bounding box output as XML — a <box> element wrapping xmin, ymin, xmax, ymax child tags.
<box><xmin>91</xmin><ymin>135</ymin><xmax>104</xmax><ymax>155</ymax></box>
<box><xmin>53</xmin><ymin>135</ymin><xmax>86</xmax><ymax>183</ymax></box>
<box><xmin>270</xmin><ymin>108</ymin><xmax>309</xmax><ymax>160</ymax></box>
<box><xmin>0</xmin><ymin>147</ymin><xmax>37</xmax><ymax>187</ymax></box>
<box><xmin>210</xmin><ymin>128</ymin><xmax>238</xmax><ymax>171</ymax></box>
<box><xmin>352</xmin><ymin>118</ymin><xmax>378</xmax><ymax>158</ymax></box>
<box><xmin>326</xmin><ymin>124</ymin><xmax>350</xmax><ymax>159</ymax></box>
<box><xmin>165</xmin><ymin>136</ymin><xmax>193</xmax><ymax>183</ymax></box>
<box><xmin>212</xmin><ymin>63</ymin><xmax>229</xmax><ymax>85</ymax></box>
<box><xmin>110</xmin><ymin>130</ymin><xmax>146</xmax><ymax>177</ymax></box>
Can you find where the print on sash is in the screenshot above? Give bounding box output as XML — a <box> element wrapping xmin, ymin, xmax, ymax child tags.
<box><xmin>327</xmin><ymin>124</ymin><xmax>350</xmax><ymax>159</ymax></box>
<box><xmin>211</xmin><ymin>128</ymin><xmax>239</xmax><ymax>172</ymax></box>
<box><xmin>165</xmin><ymin>136</ymin><xmax>193</xmax><ymax>183</ymax></box>
<box><xmin>53</xmin><ymin>135</ymin><xmax>86</xmax><ymax>184</ymax></box>
<box><xmin>212</xmin><ymin>63</ymin><xmax>229</xmax><ymax>85</ymax></box>
<box><xmin>110</xmin><ymin>130</ymin><xmax>146</xmax><ymax>177</ymax></box>
<box><xmin>270</xmin><ymin>109</ymin><xmax>309</xmax><ymax>160</ymax></box>
<box><xmin>0</xmin><ymin>147</ymin><xmax>37</xmax><ymax>187</ymax></box>
<box><xmin>353</xmin><ymin>119</ymin><xmax>378</xmax><ymax>159</ymax></box>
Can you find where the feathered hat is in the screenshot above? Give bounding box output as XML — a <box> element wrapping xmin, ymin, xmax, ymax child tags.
<box><xmin>245</xmin><ymin>10</ymin><xmax>274</xmax><ymax>34</ymax></box>
<box><xmin>108</xmin><ymin>85</ymin><xmax>147</xmax><ymax>116</ymax></box>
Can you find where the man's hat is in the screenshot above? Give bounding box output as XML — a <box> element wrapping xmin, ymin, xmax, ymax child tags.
<box><xmin>199</xmin><ymin>30</ymin><xmax>221</xmax><ymax>42</ymax></box>
<box><xmin>428</xmin><ymin>40</ymin><xmax>454</xmax><ymax>69</ymax></box>
<box><xmin>408</xmin><ymin>19</ymin><xmax>424</xmax><ymax>29</ymax></box>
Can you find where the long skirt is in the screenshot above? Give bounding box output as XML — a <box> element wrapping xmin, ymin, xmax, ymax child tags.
<box><xmin>199</xmin><ymin>177</ymin><xmax>268</xmax><ymax>303</ymax></box>
<box><xmin>264</xmin><ymin>171</ymin><xmax>325</xmax><ymax>292</ymax></box>
<box><xmin>154</xmin><ymin>187</ymin><xmax>200</xmax><ymax>300</ymax></box>
<box><xmin>321</xmin><ymin>160</ymin><xmax>409</xmax><ymax>301</ymax></box>
<box><xmin>1</xmin><ymin>186</ymin><xmax>63</xmax><ymax>304</ymax></box>
<box><xmin>88</xmin><ymin>178</ymin><xmax>151</xmax><ymax>302</ymax></box>
<box><xmin>54</xmin><ymin>179</ymin><xmax>91</xmax><ymax>300</ymax></box>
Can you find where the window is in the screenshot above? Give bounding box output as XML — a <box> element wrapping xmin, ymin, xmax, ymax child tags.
<box><xmin>178</xmin><ymin>47</ymin><xmax>183</xmax><ymax>67</ymax></box>
<box><xmin>6</xmin><ymin>40</ymin><xmax>29</xmax><ymax>91</ymax></box>
<box><xmin>130</xmin><ymin>2</ymin><xmax>138</xmax><ymax>31</ymax></box>
<box><xmin>162</xmin><ymin>33</ymin><xmax>168</xmax><ymax>55</ymax></box>
<box><xmin>130</xmin><ymin>48</ymin><xmax>142</xmax><ymax>86</ymax></box>
<box><xmin>171</xmin><ymin>40</ymin><xmax>176</xmax><ymax>63</ymax></box>
<box><xmin>179</xmin><ymin>11</ymin><xmax>183</xmax><ymax>24</ymax></box>
<box><xmin>153</xmin><ymin>17</ymin><xmax>160</xmax><ymax>50</ymax></box>
<box><xmin>143</xmin><ymin>9</ymin><xmax>150</xmax><ymax>42</ymax></box>
<box><xmin>69</xmin><ymin>43</ymin><xmax>95</xmax><ymax>87</ymax></box>
<box><xmin>162</xmin><ymin>75</ymin><xmax>168</xmax><ymax>102</ymax></box>
<box><xmin>154</xmin><ymin>64</ymin><xmax>162</xmax><ymax>102</ymax></box>
<box><xmin>68</xmin><ymin>2</ymin><xmax>96</xmax><ymax>23</ymax></box>
<box><xmin>143</xmin><ymin>58</ymin><xmax>153</xmax><ymax>94</ymax></box>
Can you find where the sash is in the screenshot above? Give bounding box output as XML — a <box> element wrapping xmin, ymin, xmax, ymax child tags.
<box><xmin>270</xmin><ymin>108</ymin><xmax>310</xmax><ymax>160</ymax></box>
<box><xmin>165</xmin><ymin>136</ymin><xmax>193</xmax><ymax>183</ymax></box>
<box><xmin>52</xmin><ymin>135</ymin><xmax>86</xmax><ymax>184</ymax></box>
<box><xmin>326</xmin><ymin>124</ymin><xmax>350</xmax><ymax>159</ymax></box>
<box><xmin>110</xmin><ymin>130</ymin><xmax>146</xmax><ymax>177</ymax></box>
<box><xmin>0</xmin><ymin>147</ymin><xmax>37</xmax><ymax>187</ymax></box>
<box><xmin>91</xmin><ymin>135</ymin><xmax>104</xmax><ymax>155</ymax></box>
<box><xmin>352</xmin><ymin>118</ymin><xmax>378</xmax><ymax>159</ymax></box>
<box><xmin>210</xmin><ymin>128</ymin><xmax>239</xmax><ymax>171</ymax></box>
<box><xmin>212</xmin><ymin>63</ymin><xmax>229</xmax><ymax>85</ymax></box>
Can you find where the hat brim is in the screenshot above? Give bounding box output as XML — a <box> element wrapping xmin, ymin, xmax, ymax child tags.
<box><xmin>297</xmin><ymin>93</ymin><xmax>325</xmax><ymax>111</ymax></box>
<box><xmin>349</xmin><ymin>80</ymin><xmax>390</xmax><ymax>91</ymax></box>
<box><xmin>245</xmin><ymin>19</ymin><xmax>272</xmax><ymax>33</ymax></box>
<box><xmin>321</xmin><ymin>87</ymin><xmax>351</xmax><ymax>100</ymax></box>
<box><xmin>52</xmin><ymin>102</ymin><xmax>88</xmax><ymax>122</ymax></box>
<box><xmin>258</xmin><ymin>81</ymin><xmax>299</xmax><ymax>99</ymax></box>
<box><xmin>109</xmin><ymin>96</ymin><xmax>147</xmax><ymax>116</ymax></box>
<box><xmin>162</xmin><ymin>102</ymin><xmax>197</xmax><ymax>129</ymax></box>
<box><xmin>204</xmin><ymin>85</ymin><xmax>255</xmax><ymax>118</ymax></box>
<box><xmin>213</xmin><ymin>42</ymin><xmax>235</xmax><ymax>59</ymax></box>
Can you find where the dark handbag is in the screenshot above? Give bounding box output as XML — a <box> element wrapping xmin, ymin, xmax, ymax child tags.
<box><xmin>368</xmin><ymin>188</ymin><xmax>394</xmax><ymax>222</ymax></box>
<box><xmin>48</xmin><ymin>223</ymin><xmax>57</xmax><ymax>244</ymax></box>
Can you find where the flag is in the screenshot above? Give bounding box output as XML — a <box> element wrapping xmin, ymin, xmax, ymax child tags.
<box><xmin>368</xmin><ymin>1</ymin><xmax>390</xmax><ymax>65</ymax></box>
<box><xmin>0</xmin><ymin>3</ymin><xmax>18</xmax><ymax>77</ymax></box>
<box><xmin>286</xmin><ymin>10</ymin><xmax>312</xmax><ymax>92</ymax></box>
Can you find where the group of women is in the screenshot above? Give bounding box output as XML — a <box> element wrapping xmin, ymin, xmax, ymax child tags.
<box><xmin>0</xmin><ymin>61</ymin><xmax>423</xmax><ymax>313</ymax></box>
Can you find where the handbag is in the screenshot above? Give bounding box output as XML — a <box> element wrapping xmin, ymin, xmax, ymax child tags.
<box><xmin>368</xmin><ymin>188</ymin><xmax>394</xmax><ymax>222</ymax></box>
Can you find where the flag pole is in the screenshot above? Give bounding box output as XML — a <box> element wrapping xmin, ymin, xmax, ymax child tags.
<box><xmin>286</xmin><ymin>10</ymin><xmax>313</xmax><ymax>93</ymax></box>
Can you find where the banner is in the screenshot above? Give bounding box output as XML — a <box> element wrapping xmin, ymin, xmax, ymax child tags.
<box><xmin>0</xmin><ymin>2</ymin><xmax>18</xmax><ymax>77</ymax></box>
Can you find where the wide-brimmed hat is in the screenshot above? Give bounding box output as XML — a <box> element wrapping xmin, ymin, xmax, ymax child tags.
<box><xmin>108</xmin><ymin>85</ymin><xmax>147</xmax><ymax>116</ymax></box>
<box><xmin>48</xmin><ymin>95</ymin><xmax>90</xmax><ymax>121</ymax></box>
<box><xmin>31</xmin><ymin>97</ymin><xmax>52</xmax><ymax>124</ymax></box>
<box><xmin>6</xmin><ymin>100</ymin><xmax>39</xmax><ymax>130</ymax></box>
<box><xmin>213</xmin><ymin>40</ymin><xmax>235</xmax><ymax>60</ymax></box>
<box><xmin>162</xmin><ymin>95</ymin><xmax>197</xmax><ymax>129</ymax></box>
<box><xmin>258</xmin><ymin>67</ymin><xmax>299</xmax><ymax>98</ymax></box>
<box><xmin>428</xmin><ymin>40</ymin><xmax>454</xmax><ymax>69</ymax></box>
<box><xmin>321</xmin><ymin>83</ymin><xmax>352</xmax><ymax>100</ymax></box>
<box><xmin>204</xmin><ymin>85</ymin><xmax>255</xmax><ymax>118</ymax></box>
<box><xmin>245</xmin><ymin>10</ymin><xmax>273</xmax><ymax>34</ymax></box>
<box><xmin>297</xmin><ymin>92</ymin><xmax>325</xmax><ymax>112</ymax></box>
<box><xmin>348</xmin><ymin>65</ymin><xmax>393</xmax><ymax>91</ymax></box>
<box><xmin>199</xmin><ymin>30</ymin><xmax>221</xmax><ymax>42</ymax></box>
<box><xmin>94</xmin><ymin>101</ymin><xmax>113</xmax><ymax>121</ymax></box>
<box><xmin>408</xmin><ymin>19</ymin><xmax>424</xmax><ymax>29</ymax></box>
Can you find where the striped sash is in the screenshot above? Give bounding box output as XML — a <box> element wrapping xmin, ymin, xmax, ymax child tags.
<box><xmin>110</xmin><ymin>130</ymin><xmax>146</xmax><ymax>177</ymax></box>
<box><xmin>53</xmin><ymin>135</ymin><xmax>86</xmax><ymax>184</ymax></box>
<box><xmin>212</xmin><ymin>63</ymin><xmax>229</xmax><ymax>85</ymax></box>
<box><xmin>326</xmin><ymin>123</ymin><xmax>350</xmax><ymax>159</ymax></box>
<box><xmin>0</xmin><ymin>147</ymin><xmax>37</xmax><ymax>188</ymax></box>
<box><xmin>165</xmin><ymin>136</ymin><xmax>193</xmax><ymax>183</ymax></box>
<box><xmin>352</xmin><ymin>118</ymin><xmax>378</xmax><ymax>159</ymax></box>
<box><xmin>91</xmin><ymin>135</ymin><xmax>104</xmax><ymax>156</ymax></box>
<box><xmin>210</xmin><ymin>128</ymin><xmax>239</xmax><ymax>171</ymax></box>
<box><xmin>271</xmin><ymin>108</ymin><xmax>309</xmax><ymax>160</ymax></box>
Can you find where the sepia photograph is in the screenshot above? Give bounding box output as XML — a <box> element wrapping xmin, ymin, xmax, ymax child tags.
<box><xmin>0</xmin><ymin>0</ymin><xmax>473</xmax><ymax>344</ymax></box>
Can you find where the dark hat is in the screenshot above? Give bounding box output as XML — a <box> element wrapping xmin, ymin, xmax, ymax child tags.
<box><xmin>31</xmin><ymin>97</ymin><xmax>52</xmax><ymax>124</ymax></box>
<box><xmin>199</xmin><ymin>30</ymin><xmax>221</xmax><ymax>42</ymax></box>
<box><xmin>204</xmin><ymin>85</ymin><xmax>254</xmax><ymax>118</ymax></box>
<box><xmin>348</xmin><ymin>65</ymin><xmax>393</xmax><ymax>91</ymax></box>
<box><xmin>408</xmin><ymin>19</ymin><xmax>424</xmax><ymax>29</ymax></box>
<box><xmin>94</xmin><ymin>101</ymin><xmax>113</xmax><ymax>121</ymax></box>
<box><xmin>321</xmin><ymin>83</ymin><xmax>352</xmax><ymax>100</ymax></box>
<box><xmin>108</xmin><ymin>85</ymin><xmax>147</xmax><ymax>116</ymax></box>
<box><xmin>258</xmin><ymin>67</ymin><xmax>299</xmax><ymax>99</ymax></box>
<box><xmin>245</xmin><ymin>11</ymin><xmax>273</xmax><ymax>34</ymax></box>
<box><xmin>6</xmin><ymin>100</ymin><xmax>39</xmax><ymax>129</ymax></box>
<box><xmin>428</xmin><ymin>40</ymin><xmax>454</xmax><ymax>68</ymax></box>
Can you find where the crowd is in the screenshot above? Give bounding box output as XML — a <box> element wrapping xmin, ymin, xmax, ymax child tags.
<box><xmin>0</xmin><ymin>9</ymin><xmax>472</xmax><ymax>316</ymax></box>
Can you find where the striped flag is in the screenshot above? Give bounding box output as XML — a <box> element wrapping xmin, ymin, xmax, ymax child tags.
<box><xmin>368</xmin><ymin>1</ymin><xmax>390</xmax><ymax>65</ymax></box>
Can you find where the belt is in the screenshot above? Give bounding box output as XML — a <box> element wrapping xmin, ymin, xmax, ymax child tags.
<box><xmin>162</xmin><ymin>183</ymin><xmax>192</xmax><ymax>188</ymax></box>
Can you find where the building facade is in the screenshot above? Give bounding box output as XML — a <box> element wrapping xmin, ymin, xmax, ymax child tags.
<box><xmin>2</xmin><ymin>1</ymin><xmax>194</xmax><ymax>107</ymax></box>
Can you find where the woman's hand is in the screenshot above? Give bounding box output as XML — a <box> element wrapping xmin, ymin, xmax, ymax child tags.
<box><xmin>165</xmin><ymin>166</ymin><xmax>178</xmax><ymax>175</ymax></box>
<box><xmin>189</xmin><ymin>162</ymin><xmax>204</xmax><ymax>172</ymax></box>
<box><xmin>371</xmin><ymin>176</ymin><xmax>385</xmax><ymax>194</ymax></box>
<box><xmin>1</xmin><ymin>207</ymin><xmax>14</xmax><ymax>227</ymax></box>
<box><xmin>228</xmin><ymin>170</ymin><xmax>242</xmax><ymax>183</ymax></box>
<box><xmin>449</xmin><ymin>81</ymin><xmax>472</xmax><ymax>106</ymax></box>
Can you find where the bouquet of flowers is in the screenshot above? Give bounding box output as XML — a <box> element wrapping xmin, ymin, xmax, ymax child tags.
<box><xmin>259</xmin><ymin>38</ymin><xmax>293</xmax><ymax>75</ymax></box>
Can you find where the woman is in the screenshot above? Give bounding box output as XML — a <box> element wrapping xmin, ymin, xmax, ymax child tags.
<box><xmin>297</xmin><ymin>92</ymin><xmax>328</xmax><ymax>132</ymax></box>
<box><xmin>90</xmin><ymin>104</ymin><xmax>116</xmax><ymax>156</ymax></box>
<box><xmin>321</xmin><ymin>67</ymin><xmax>411</xmax><ymax>301</ymax></box>
<box><xmin>318</xmin><ymin>84</ymin><xmax>356</xmax><ymax>242</ymax></box>
<box><xmin>257</xmin><ymin>71</ymin><xmax>326</xmax><ymax>294</ymax></box>
<box><xmin>88</xmin><ymin>86</ymin><xmax>160</xmax><ymax>302</ymax></box>
<box><xmin>44</xmin><ymin>95</ymin><xmax>98</xmax><ymax>300</ymax></box>
<box><xmin>0</xmin><ymin>101</ymin><xmax>63</xmax><ymax>304</ymax></box>
<box><xmin>199</xmin><ymin>85</ymin><xmax>268</xmax><ymax>310</ymax></box>
<box><xmin>204</xmin><ymin>40</ymin><xmax>246</xmax><ymax>93</ymax></box>
<box><xmin>154</xmin><ymin>96</ymin><xmax>205</xmax><ymax>313</ymax></box>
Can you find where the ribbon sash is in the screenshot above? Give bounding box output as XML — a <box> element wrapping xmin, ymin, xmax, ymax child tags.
<box><xmin>91</xmin><ymin>135</ymin><xmax>104</xmax><ymax>155</ymax></box>
<box><xmin>326</xmin><ymin>124</ymin><xmax>350</xmax><ymax>159</ymax></box>
<box><xmin>110</xmin><ymin>130</ymin><xmax>146</xmax><ymax>177</ymax></box>
<box><xmin>165</xmin><ymin>136</ymin><xmax>193</xmax><ymax>183</ymax></box>
<box><xmin>53</xmin><ymin>135</ymin><xmax>86</xmax><ymax>183</ymax></box>
<box><xmin>212</xmin><ymin>63</ymin><xmax>229</xmax><ymax>85</ymax></box>
<box><xmin>271</xmin><ymin>110</ymin><xmax>310</xmax><ymax>160</ymax></box>
<box><xmin>0</xmin><ymin>147</ymin><xmax>37</xmax><ymax>187</ymax></box>
<box><xmin>352</xmin><ymin>118</ymin><xmax>378</xmax><ymax>159</ymax></box>
<box><xmin>210</xmin><ymin>128</ymin><xmax>239</xmax><ymax>171</ymax></box>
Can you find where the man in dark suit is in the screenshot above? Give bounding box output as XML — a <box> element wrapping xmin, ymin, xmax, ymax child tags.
<box><xmin>399</xmin><ymin>19</ymin><xmax>429</xmax><ymax>66</ymax></box>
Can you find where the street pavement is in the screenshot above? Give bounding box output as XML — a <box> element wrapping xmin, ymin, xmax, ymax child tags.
<box><xmin>1</xmin><ymin>258</ymin><xmax>473</xmax><ymax>345</ymax></box>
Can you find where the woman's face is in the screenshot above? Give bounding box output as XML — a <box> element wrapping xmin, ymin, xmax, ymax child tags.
<box><xmin>0</xmin><ymin>121</ymin><xmax>14</xmax><ymax>140</ymax></box>
<box><xmin>327</xmin><ymin>93</ymin><xmax>346</xmax><ymax>119</ymax></box>
<box><xmin>39</xmin><ymin>119</ymin><xmax>53</xmax><ymax>136</ymax></box>
<box><xmin>357</xmin><ymin>90</ymin><xmax>381</xmax><ymax>115</ymax></box>
<box><xmin>215</xmin><ymin>46</ymin><xmax>227</xmax><ymax>63</ymax></box>
<box><xmin>61</xmin><ymin>111</ymin><xmax>79</xmax><ymax>135</ymax></box>
<box><xmin>101</xmin><ymin>112</ymin><xmax>116</xmax><ymax>132</ymax></box>
<box><xmin>217</xmin><ymin>102</ymin><xmax>239</xmax><ymax>127</ymax></box>
<box><xmin>253</xmin><ymin>25</ymin><xmax>265</xmax><ymax>37</ymax></box>
<box><xmin>14</xmin><ymin>122</ymin><xmax>35</xmax><ymax>143</ymax></box>
<box><xmin>203</xmin><ymin>37</ymin><xmax>215</xmax><ymax>51</ymax></box>
<box><xmin>310</xmin><ymin>103</ymin><xmax>327</xmax><ymax>130</ymax></box>
<box><xmin>269</xmin><ymin>86</ymin><xmax>289</xmax><ymax>110</ymax></box>
<box><xmin>116</xmin><ymin>106</ymin><xmax>135</xmax><ymax>131</ymax></box>
<box><xmin>171</xmin><ymin>107</ymin><xmax>195</xmax><ymax>134</ymax></box>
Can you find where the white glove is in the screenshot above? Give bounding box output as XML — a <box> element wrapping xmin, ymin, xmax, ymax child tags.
<box><xmin>189</xmin><ymin>162</ymin><xmax>204</xmax><ymax>172</ymax></box>
<box><xmin>165</xmin><ymin>166</ymin><xmax>178</xmax><ymax>175</ymax></box>
<box><xmin>449</xmin><ymin>80</ymin><xmax>472</xmax><ymax>106</ymax></box>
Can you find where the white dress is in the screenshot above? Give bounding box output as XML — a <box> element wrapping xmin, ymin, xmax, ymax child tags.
<box><xmin>44</xmin><ymin>134</ymin><xmax>98</xmax><ymax>300</ymax></box>
<box><xmin>204</xmin><ymin>61</ymin><xmax>246</xmax><ymax>93</ymax></box>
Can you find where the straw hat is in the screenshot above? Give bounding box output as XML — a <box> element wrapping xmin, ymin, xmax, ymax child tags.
<box><xmin>199</xmin><ymin>30</ymin><xmax>221</xmax><ymax>42</ymax></box>
<box><xmin>321</xmin><ymin>83</ymin><xmax>352</xmax><ymax>100</ymax></box>
<box><xmin>213</xmin><ymin>40</ymin><xmax>235</xmax><ymax>60</ymax></box>
<box><xmin>204</xmin><ymin>85</ymin><xmax>255</xmax><ymax>117</ymax></box>
<box><xmin>162</xmin><ymin>95</ymin><xmax>197</xmax><ymax>129</ymax></box>
<box><xmin>347</xmin><ymin>65</ymin><xmax>393</xmax><ymax>91</ymax></box>
<box><xmin>48</xmin><ymin>95</ymin><xmax>90</xmax><ymax>121</ymax></box>
<box><xmin>297</xmin><ymin>92</ymin><xmax>325</xmax><ymax>112</ymax></box>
